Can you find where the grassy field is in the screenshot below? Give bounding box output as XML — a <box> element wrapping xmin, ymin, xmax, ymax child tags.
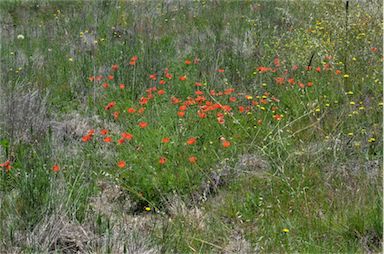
<box><xmin>0</xmin><ymin>0</ymin><xmax>382</xmax><ymax>253</ymax></box>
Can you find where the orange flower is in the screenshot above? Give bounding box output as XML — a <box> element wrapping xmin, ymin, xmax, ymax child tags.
<box><xmin>335</xmin><ymin>70</ymin><xmax>342</xmax><ymax>75</ymax></box>
<box><xmin>149</xmin><ymin>74</ymin><xmax>157</xmax><ymax>80</ymax></box>
<box><xmin>222</xmin><ymin>140</ymin><xmax>231</xmax><ymax>148</ymax></box>
<box><xmin>138</xmin><ymin>122</ymin><xmax>148</xmax><ymax>128</ymax></box>
<box><xmin>112</xmin><ymin>64</ymin><xmax>119</xmax><ymax>71</ymax></box>
<box><xmin>0</xmin><ymin>160</ymin><xmax>12</xmax><ymax>171</ymax></box>
<box><xmin>52</xmin><ymin>164</ymin><xmax>60</xmax><ymax>172</ymax></box>
<box><xmin>195</xmin><ymin>90</ymin><xmax>203</xmax><ymax>95</ymax></box>
<box><xmin>179</xmin><ymin>105</ymin><xmax>187</xmax><ymax>111</ymax></box>
<box><xmin>217</xmin><ymin>117</ymin><xmax>225</xmax><ymax>125</ymax></box>
<box><xmin>102</xmin><ymin>83</ymin><xmax>109</xmax><ymax>88</ymax></box>
<box><xmin>188</xmin><ymin>156</ymin><xmax>197</xmax><ymax>164</ymax></box>
<box><xmin>127</xmin><ymin>107</ymin><xmax>136</xmax><ymax>114</ymax></box>
<box><xmin>162</xmin><ymin>137</ymin><xmax>170</xmax><ymax>143</ymax></box>
<box><xmin>197</xmin><ymin>110</ymin><xmax>207</xmax><ymax>119</ymax></box>
<box><xmin>107</xmin><ymin>75</ymin><xmax>114</xmax><ymax>80</ymax></box>
<box><xmin>238</xmin><ymin>106</ymin><xmax>245</xmax><ymax>113</ymax></box>
<box><xmin>113</xmin><ymin>111</ymin><xmax>120</xmax><ymax>120</ymax></box>
<box><xmin>229</xmin><ymin>97</ymin><xmax>237</xmax><ymax>102</ymax></box>
<box><xmin>275</xmin><ymin>77</ymin><xmax>284</xmax><ymax>85</ymax></box>
<box><xmin>138</xmin><ymin>107</ymin><xmax>145</xmax><ymax>114</ymax></box>
<box><xmin>139</xmin><ymin>97</ymin><xmax>148</xmax><ymax>105</ymax></box>
<box><xmin>185</xmin><ymin>59</ymin><xmax>191</xmax><ymax>65</ymax></box>
<box><xmin>159</xmin><ymin>156</ymin><xmax>167</xmax><ymax>165</ymax></box>
<box><xmin>118</xmin><ymin>138</ymin><xmax>125</xmax><ymax>144</ymax></box>
<box><xmin>103</xmin><ymin>137</ymin><xmax>112</xmax><ymax>143</ymax></box>
<box><xmin>307</xmin><ymin>82</ymin><xmax>313</xmax><ymax>87</ymax></box>
<box><xmin>187</xmin><ymin>137</ymin><xmax>197</xmax><ymax>145</ymax></box>
<box><xmin>159</xmin><ymin>80</ymin><xmax>166</xmax><ymax>85</ymax></box>
<box><xmin>117</xmin><ymin>160</ymin><xmax>126</xmax><ymax>168</ymax></box>
<box><xmin>273</xmin><ymin>114</ymin><xmax>282</xmax><ymax>121</ymax></box>
<box><xmin>121</xmin><ymin>132</ymin><xmax>133</xmax><ymax>140</ymax></box>
<box><xmin>105</xmin><ymin>101</ymin><xmax>116</xmax><ymax>110</ymax></box>
<box><xmin>217</xmin><ymin>69</ymin><xmax>225</xmax><ymax>73</ymax></box>
<box><xmin>82</xmin><ymin>135</ymin><xmax>92</xmax><ymax>142</ymax></box>
<box><xmin>179</xmin><ymin>75</ymin><xmax>187</xmax><ymax>81</ymax></box>
<box><xmin>165</xmin><ymin>72</ymin><xmax>173</xmax><ymax>79</ymax></box>
<box><xmin>195</xmin><ymin>82</ymin><xmax>203</xmax><ymax>87</ymax></box>
<box><xmin>177</xmin><ymin>111</ymin><xmax>185</xmax><ymax>118</ymax></box>
<box><xmin>100</xmin><ymin>129</ymin><xmax>108</xmax><ymax>135</ymax></box>
<box><xmin>157</xmin><ymin>89</ymin><xmax>165</xmax><ymax>95</ymax></box>
<box><xmin>119</xmin><ymin>83</ymin><xmax>125</xmax><ymax>89</ymax></box>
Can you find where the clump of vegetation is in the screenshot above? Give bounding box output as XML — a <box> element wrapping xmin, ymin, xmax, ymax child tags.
<box><xmin>0</xmin><ymin>0</ymin><xmax>382</xmax><ymax>253</ymax></box>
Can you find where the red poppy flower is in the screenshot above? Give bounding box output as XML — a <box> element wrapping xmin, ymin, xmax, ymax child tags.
<box><xmin>0</xmin><ymin>160</ymin><xmax>11</xmax><ymax>171</ymax></box>
<box><xmin>179</xmin><ymin>75</ymin><xmax>187</xmax><ymax>81</ymax></box>
<box><xmin>104</xmin><ymin>137</ymin><xmax>112</xmax><ymax>143</ymax></box>
<box><xmin>157</xmin><ymin>89</ymin><xmax>165</xmax><ymax>95</ymax></box>
<box><xmin>307</xmin><ymin>82</ymin><xmax>313</xmax><ymax>87</ymax></box>
<box><xmin>149</xmin><ymin>74</ymin><xmax>157</xmax><ymax>80</ymax></box>
<box><xmin>139</xmin><ymin>97</ymin><xmax>149</xmax><ymax>105</ymax></box>
<box><xmin>100</xmin><ymin>129</ymin><xmax>108</xmax><ymax>135</ymax></box>
<box><xmin>188</xmin><ymin>156</ymin><xmax>197</xmax><ymax>164</ymax></box>
<box><xmin>113</xmin><ymin>111</ymin><xmax>120</xmax><ymax>120</ymax></box>
<box><xmin>121</xmin><ymin>132</ymin><xmax>133</xmax><ymax>140</ymax></box>
<box><xmin>273</xmin><ymin>114</ymin><xmax>282</xmax><ymax>121</ymax></box>
<box><xmin>275</xmin><ymin>77</ymin><xmax>284</xmax><ymax>85</ymax></box>
<box><xmin>82</xmin><ymin>135</ymin><xmax>92</xmax><ymax>142</ymax></box>
<box><xmin>112</xmin><ymin>64</ymin><xmax>119</xmax><ymax>71</ymax></box>
<box><xmin>119</xmin><ymin>84</ymin><xmax>125</xmax><ymax>89</ymax></box>
<box><xmin>187</xmin><ymin>137</ymin><xmax>197</xmax><ymax>145</ymax></box>
<box><xmin>185</xmin><ymin>59</ymin><xmax>191</xmax><ymax>65</ymax></box>
<box><xmin>177</xmin><ymin>111</ymin><xmax>185</xmax><ymax>118</ymax></box>
<box><xmin>162</xmin><ymin>137</ymin><xmax>170</xmax><ymax>143</ymax></box>
<box><xmin>288</xmin><ymin>78</ymin><xmax>295</xmax><ymax>85</ymax></box>
<box><xmin>117</xmin><ymin>160</ymin><xmax>126</xmax><ymax>168</ymax></box>
<box><xmin>127</xmin><ymin>107</ymin><xmax>136</xmax><ymax>114</ymax></box>
<box><xmin>102</xmin><ymin>83</ymin><xmax>109</xmax><ymax>88</ymax></box>
<box><xmin>159</xmin><ymin>80</ymin><xmax>166</xmax><ymax>85</ymax></box>
<box><xmin>165</xmin><ymin>72</ymin><xmax>173</xmax><ymax>79</ymax></box>
<box><xmin>105</xmin><ymin>101</ymin><xmax>116</xmax><ymax>110</ymax></box>
<box><xmin>107</xmin><ymin>75</ymin><xmax>114</xmax><ymax>80</ymax></box>
<box><xmin>217</xmin><ymin>117</ymin><xmax>225</xmax><ymax>125</ymax></box>
<box><xmin>195</xmin><ymin>90</ymin><xmax>203</xmax><ymax>95</ymax></box>
<box><xmin>197</xmin><ymin>110</ymin><xmax>207</xmax><ymax>119</ymax></box>
<box><xmin>137</xmin><ymin>107</ymin><xmax>145</xmax><ymax>114</ymax></box>
<box><xmin>195</xmin><ymin>82</ymin><xmax>203</xmax><ymax>87</ymax></box>
<box><xmin>222</xmin><ymin>140</ymin><xmax>231</xmax><ymax>148</ymax></box>
<box><xmin>52</xmin><ymin>164</ymin><xmax>60</xmax><ymax>172</ymax></box>
<box><xmin>138</xmin><ymin>122</ymin><xmax>148</xmax><ymax>128</ymax></box>
<box><xmin>118</xmin><ymin>138</ymin><xmax>125</xmax><ymax>145</ymax></box>
<box><xmin>159</xmin><ymin>157</ymin><xmax>167</xmax><ymax>165</ymax></box>
<box><xmin>217</xmin><ymin>69</ymin><xmax>225</xmax><ymax>73</ymax></box>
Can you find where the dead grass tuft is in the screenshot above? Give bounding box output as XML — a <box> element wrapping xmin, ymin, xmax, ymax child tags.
<box><xmin>28</xmin><ymin>212</ymin><xmax>94</xmax><ymax>253</ymax></box>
